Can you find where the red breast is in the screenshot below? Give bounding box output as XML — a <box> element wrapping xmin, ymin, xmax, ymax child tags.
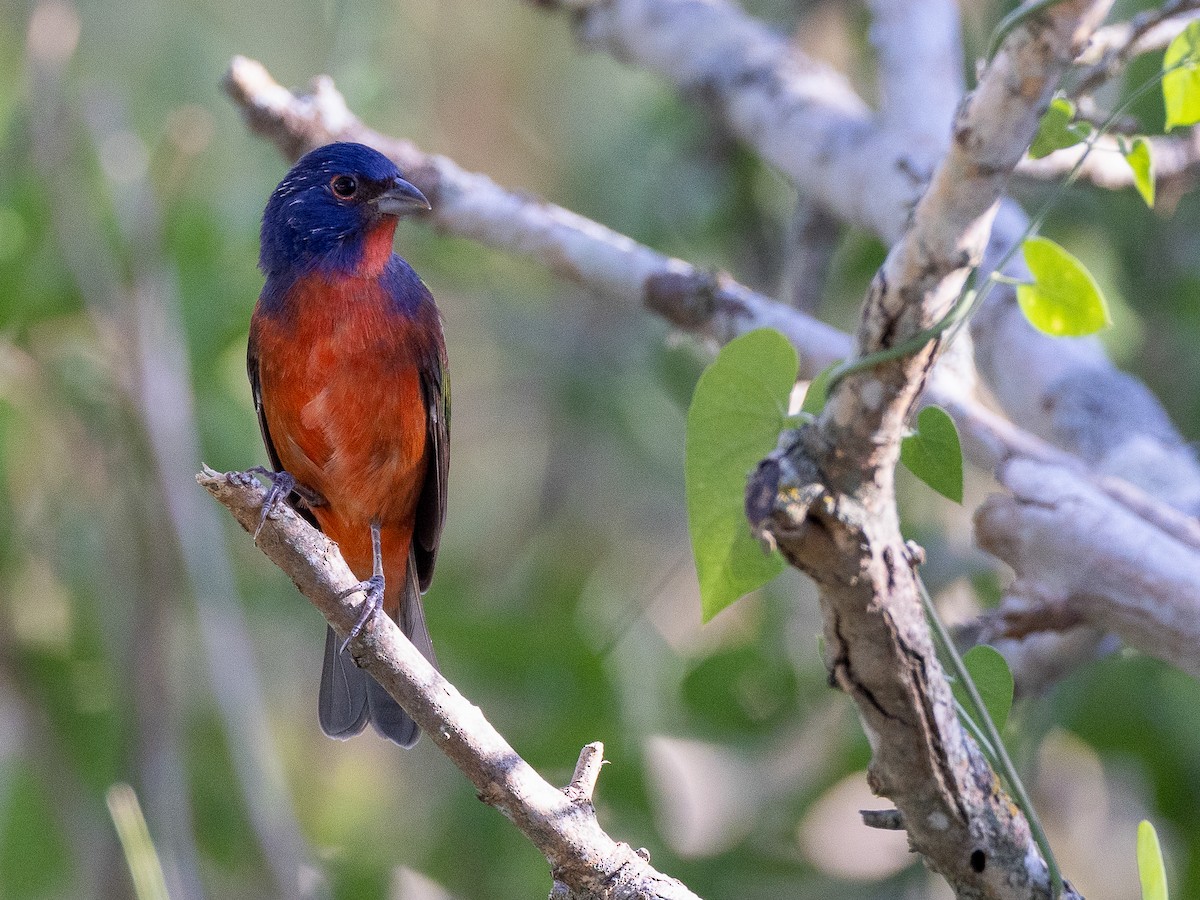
<box><xmin>251</xmin><ymin>269</ymin><xmax>432</xmax><ymax>615</ymax></box>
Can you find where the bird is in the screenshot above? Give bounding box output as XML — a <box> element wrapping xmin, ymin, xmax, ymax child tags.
<box><xmin>247</xmin><ymin>141</ymin><xmax>449</xmax><ymax>747</ymax></box>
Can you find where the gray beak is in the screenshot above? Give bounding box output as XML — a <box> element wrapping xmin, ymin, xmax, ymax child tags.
<box><xmin>373</xmin><ymin>177</ymin><xmax>431</xmax><ymax>216</ymax></box>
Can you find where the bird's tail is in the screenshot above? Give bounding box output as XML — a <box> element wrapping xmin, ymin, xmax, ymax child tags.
<box><xmin>318</xmin><ymin>548</ymin><xmax>438</xmax><ymax>748</ymax></box>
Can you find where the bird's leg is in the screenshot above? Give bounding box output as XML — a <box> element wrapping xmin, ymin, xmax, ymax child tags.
<box><xmin>228</xmin><ymin>466</ymin><xmax>326</xmax><ymax>538</ymax></box>
<box><xmin>337</xmin><ymin>520</ymin><xmax>386</xmax><ymax>652</ymax></box>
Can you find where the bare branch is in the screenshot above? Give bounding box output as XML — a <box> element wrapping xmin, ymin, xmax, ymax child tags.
<box><xmin>225</xmin><ymin>56</ymin><xmax>849</xmax><ymax>376</ymax></box>
<box><xmin>565</xmin><ymin>743</ymin><xmax>606</xmax><ymax>805</ymax></box>
<box><xmin>199</xmin><ymin>469</ymin><xmax>700</xmax><ymax>900</ymax></box>
<box><xmin>535</xmin><ymin>0</ymin><xmax>923</xmax><ymax>242</ymax></box>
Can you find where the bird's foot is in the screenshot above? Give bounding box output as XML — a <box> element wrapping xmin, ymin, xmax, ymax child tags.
<box><xmin>226</xmin><ymin>466</ymin><xmax>324</xmax><ymax>539</ymax></box>
<box><xmin>337</xmin><ymin>574</ymin><xmax>385</xmax><ymax>653</ymax></box>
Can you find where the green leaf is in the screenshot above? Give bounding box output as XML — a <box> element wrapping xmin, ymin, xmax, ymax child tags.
<box><xmin>1120</xmin><ymin>137</ymin><xmax>1156</xmax><ymax>208</ymax></box>
<box><xmin>955</xmin><ymin>645</ymin><xmax>1014</xmax><ymax>732</ymax></box>
<box><xmin>1030</xmin><ymin>97</ymin><xmax>1090</xmax><ymax>159</ymax></box>
<box><xmin>800</xmin><ymin>362</ymin><xmax>839</xmax><ymax>416</ymax></box>
<box><xmin>900</xmin><ymin>406</ymin><xmax>963</xmax><ymax>504</ymax></box>
<box><xmin>1163</xmin><ymin>21</ymin><xmax>1200</xmax><ymax>131</ymax></box>
<box><xmin>1017</xmin><ymin>236</ymin><xmax>1111</xmax><ymax>337</ymax></box>
<box><xmin>686</xmin><ymin>329</ymin><xmax>794</xmax><ymax>621</ymax></box>
<box><xmin>1137</xmin><ymin>820</ymin><xmax>1169</xmax><ymax>900</ymax></box>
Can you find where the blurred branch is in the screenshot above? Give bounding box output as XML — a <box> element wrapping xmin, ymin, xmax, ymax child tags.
<box><xmin>26</xmin><ymin>20</ymin><xmax>316</xmax><ymax>895</ymax></box>
<box><xmin>535</xmin><ymin>0</ymin><xmax>917</xmax><ymax>241</ymax></box>
<box><xmin>750</xmin><ymin>1</ymin><xmax>1110</xmax><ymax>894</ymax></box>
<box><xmin>866</xmin><ymin>0</ymin><xmax>963</xmax><ymax>141</ymax></box>
<box><xmin>1073</xmin><ymin>0</ymin><xmax>1200</xmax><ymax>96</ymax></box>
<box><xmin>780</xmin><ymin>199</ymin><xmax>840</xmax><ymax>313</ymax></box>
<box><xmin>1016</xmin><ymin>129</ymin><xmax>1200</xmax><ymax>191</ymax></box>
<box><xmin>224</xmin><ymin>53</ymin><xmax>1200</xmax><ymax>704</ymax></box>
<box><xmin>198</xmin><ymin>469</ymin><xmax>699</xmax><ymax>900</ymax></box>
<box><xmin>224</xmin><ymin>56</ymin><xmax>850</xmax><ymax>374</ymax></box>
<box><xmin>975</xmin><ymin>459</ymin><xmax>1200</xmax><ymax>678</ymax></box>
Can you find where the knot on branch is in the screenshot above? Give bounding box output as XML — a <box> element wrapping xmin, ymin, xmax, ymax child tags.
<box><xmin>644</xmin><ymin>269</ymin><xmax>723</xmax><ymax>329</ymax></box>
<box><xmin>745</xmin><ymin>432</ymin><xmax>840</xmax><ymax>563</ymax></box>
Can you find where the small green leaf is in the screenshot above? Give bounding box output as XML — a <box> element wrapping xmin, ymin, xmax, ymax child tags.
<box><xmin>800</xmin><ymin>362</ymin><xmax>839</xmax><ymax>416</ymax></box>
<box><xmin>956</xmin><ymin>645</ymin><xmax>1014</xmax><ymax>732</ymax></box>
<box><xmin>686</xmin><ymin>329</ymin><xmax>795</xmax><ymax>621</ymax></box>
<box><xmin>1030</xmin><ymin>97</ymin><xmax>1089</xmax><ymax>159</ymax></box>
<box><xmin>1017</xmin><ymin>236</ymin><xmax>1111</xmax><ymax>337</ymax></box>
<box><xmin>1120</xmin><ymin>137</ymin><xmax>1156</xmax><ymax>208</ymax></box>
<box><xmin>900</xmin><ymin>406</ymin><xmax>963</xmax><ymax>504</ymax></box>
<box><xmin>1164</xmin><ymin>21</ymin><xmax>1200</xmax><ymax>130</ymax></box>
<box><xmin>1137</xmin><ymin>820</ymin><xmax>1169</xmax><ymax>900</ymax></box>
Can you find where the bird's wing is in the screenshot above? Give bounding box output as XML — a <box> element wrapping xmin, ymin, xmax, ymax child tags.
<box><xmin>413</xmin><ymin>336</ymin><xmax>449</xmax><ymax>592</ymax></box>
<box><xmin>247</xmin><ymin>323</ymin><xmax>285</xmax><ymax>474</ymax></box>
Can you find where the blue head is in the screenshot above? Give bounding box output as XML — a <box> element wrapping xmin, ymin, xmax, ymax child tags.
<box><xmin>259</xmin><ymin>142</ymin><xmax>430</xmax><ymax>279</ymax></box>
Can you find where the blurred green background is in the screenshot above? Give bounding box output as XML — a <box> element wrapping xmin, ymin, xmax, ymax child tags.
<box><xmin>1</xmin><ymin>0</ymin><xmax>1198</xmax><ymax>897</ymax></box>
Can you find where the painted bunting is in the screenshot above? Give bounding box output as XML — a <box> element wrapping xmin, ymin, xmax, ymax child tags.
<box><xmin>248</xmin><ymin>142</ymin><xmax>448</xmax><ymax>747</ymax></box>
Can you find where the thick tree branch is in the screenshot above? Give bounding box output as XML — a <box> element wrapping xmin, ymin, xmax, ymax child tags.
<box><xmin>199</xmin><ymin>469</ymin><xmax>699</xmax><ymax>900</ymax></box>
<box><xmin>749</xmin><ymin>2</ymin><xmax>1110</xmax><ymax>896</ymax></box>
<box><xmin>550</xmin><ymin>0</ymin><xmax>919</xmax><ymax>242</ymax></box>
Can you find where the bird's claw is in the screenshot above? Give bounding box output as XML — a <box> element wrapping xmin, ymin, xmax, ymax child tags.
<box><xmin>245</xmin><ymin>467</ymin><xmax>298</xmax><ymax>539</ymax></box>
<box><xmin>337</xmin><ymin>573</ymin><xmax>385</xmax><ymax>653</ymax></box>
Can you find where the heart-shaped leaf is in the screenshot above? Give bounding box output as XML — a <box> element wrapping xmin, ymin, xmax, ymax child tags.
<box><xmin>1017</xmin><ymin>236</ymin><xmax>1111</xmax><ymax>337</ymax></box>
<box><xmin>1030</xmin><ymin>97</ymin><xmax>1091</xmax><ymax>159</ymax></box>
<box><xmin>686</xmin><ymin>329</ymin><xmax>795</xmax><ymax>621</ymax></box>
<box><xmin>900</xmin><ymin>405</ymin><xmax>963</xmax><ymax>504</ymax></box>
<box><xmin>1120</xmin><ymin>137</ymin><xmax>1155</xmax><ymax>208</ymax></box>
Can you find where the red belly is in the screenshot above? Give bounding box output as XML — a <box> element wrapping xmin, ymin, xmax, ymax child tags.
<box><xmin>252</xmin><ymin>275</ymin><xmax>430</xmax><ymax>608</ymax></box>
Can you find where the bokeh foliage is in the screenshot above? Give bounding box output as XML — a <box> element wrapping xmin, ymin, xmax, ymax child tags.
<box><xmin>0</xmin><ymin>0</ymin><xmax>1198</xmax><ymax>898</ymax></box>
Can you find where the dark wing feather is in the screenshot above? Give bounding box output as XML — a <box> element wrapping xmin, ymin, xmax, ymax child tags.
<box><xmin>247</xmin><ymin>327</ymin><xmax>283</xmax><ymax>473</ymax></box>
<box><xmin>412</xmin><ymin>336</ymin><xmax>449</xmax><ymax>591</ymax></box>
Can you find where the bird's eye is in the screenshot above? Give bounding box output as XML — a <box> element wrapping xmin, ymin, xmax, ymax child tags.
<box><xmin>330</xmin><ymin>175</ymin><xmax>358</xmax><ymax>199</ymax></box>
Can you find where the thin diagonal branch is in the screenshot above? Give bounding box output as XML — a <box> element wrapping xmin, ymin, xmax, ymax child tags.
<box><xmin>199</xmin><ymin>469</ymin><xmax>699</xmax><ymax>900</ymax></box>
